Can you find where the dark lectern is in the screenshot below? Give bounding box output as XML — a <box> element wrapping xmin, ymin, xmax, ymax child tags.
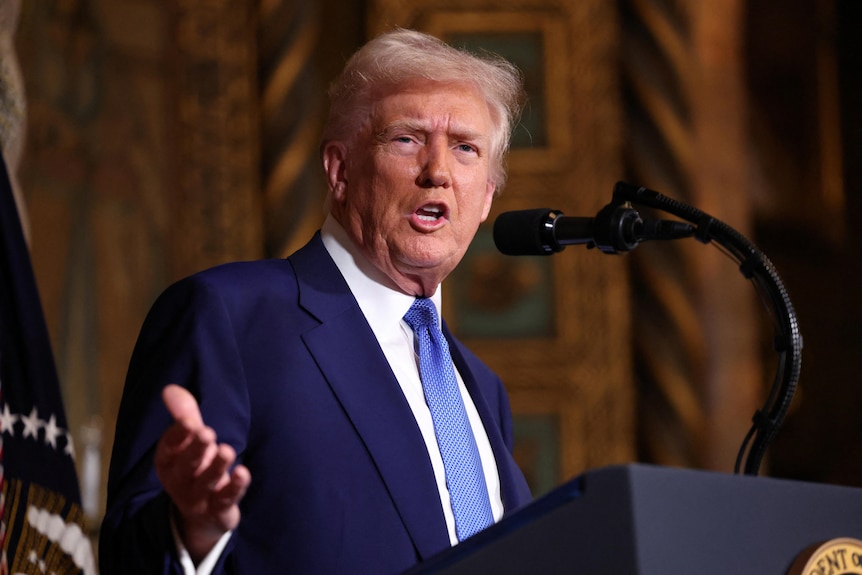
<box><xmin>404</xmin><ymin>464</ymin><xmax>862</xmax><ymax>574</ymax></box>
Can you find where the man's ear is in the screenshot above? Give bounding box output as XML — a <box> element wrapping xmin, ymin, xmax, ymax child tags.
<box><xmin>480</xmin><ymin>180</ymin><xmax>496</xmax><ymax>222</ymax></box>
<box><xmin>322</xmin><ymin>141</ymin><xmax>349</xmax><ymax>200</ymax></box>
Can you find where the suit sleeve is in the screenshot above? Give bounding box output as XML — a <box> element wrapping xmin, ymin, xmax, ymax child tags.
<box><xmin>99</xmin><ymin>275</ymin><xmax>251</xmax><ymax>575</ymax></box>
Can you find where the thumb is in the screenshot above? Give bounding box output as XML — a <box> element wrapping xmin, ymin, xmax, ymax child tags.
<box><xmin>162</xmin><ymin>384</ymin><xmax>204</xmax><ymax>427</ymax></box>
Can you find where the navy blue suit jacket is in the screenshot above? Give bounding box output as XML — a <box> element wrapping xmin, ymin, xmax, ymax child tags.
<box><xmin>100</xmin><ymin>234</ymin><xmax>532</xmax><ymax>574</ymax></box>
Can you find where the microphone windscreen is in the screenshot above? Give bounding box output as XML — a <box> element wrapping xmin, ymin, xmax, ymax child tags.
<box><xmin>493</xmin><ymin>209</ymin><xmax>556</xmax><ymax>255</ymax></box>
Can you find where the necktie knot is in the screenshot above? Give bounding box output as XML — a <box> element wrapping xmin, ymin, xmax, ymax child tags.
<box><xmin>403</xmin><ymin>298</ymin><xmax>438</xmax><ymax>331</ymax></box>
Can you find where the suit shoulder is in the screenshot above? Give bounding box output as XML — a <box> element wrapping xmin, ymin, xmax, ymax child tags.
<box><xmin>156</xmin><ymin>259</ymin><xmax>298</xmax><ymax>310</ymax></box>
<box><xmin>191</xmin><ymin>258</ymin><xmax>296</xmax><ymax>288</ymax></box>
<box><xmin>178</xmin><ymin>233</ymin><xmax>324</xmax><ymax>294</ymax></box>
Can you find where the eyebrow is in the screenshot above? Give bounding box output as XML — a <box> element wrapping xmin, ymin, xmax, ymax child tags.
<box><xmin>376</xmin><ymin>120</ymin><xmax>488</xmax><ymax>146</ymax></box>
<box><xmin>375</xmin><ymin>121</ymin><xmax>422</xmax><ymax>142</ymax></box>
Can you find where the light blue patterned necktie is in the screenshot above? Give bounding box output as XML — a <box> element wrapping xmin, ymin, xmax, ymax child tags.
<box><xmin>403</xmin><ymin>297</ymin><xmax>494</xmax><ymax>541</ymax></box>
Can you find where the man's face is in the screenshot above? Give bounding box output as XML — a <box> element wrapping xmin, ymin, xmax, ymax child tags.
<box><xmin>326</xmin><ymin>80</ymin><xmax>497</xmax><ymax>296</ymax></box>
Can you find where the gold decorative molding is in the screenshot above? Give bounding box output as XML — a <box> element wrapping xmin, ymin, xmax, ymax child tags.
<box><xmin>256</xmin><ymin>1</ymin><xmax>327</xmax><ymax>258</ymax></box>
<box><xmin>172</xmin><ymin>0</ymin><xmax>263</xmax><ymax>276</ymax></box>
<box><xmin>621</xmin><ymin>0</ymin><xmax>762</xmax><ymax>471</ymax></box>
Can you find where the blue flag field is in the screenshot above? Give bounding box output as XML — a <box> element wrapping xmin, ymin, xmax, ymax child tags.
<box><xmin>0</xmin><ymin>153</ymin><xmax>94</xmax><ymax>574</ymax></box>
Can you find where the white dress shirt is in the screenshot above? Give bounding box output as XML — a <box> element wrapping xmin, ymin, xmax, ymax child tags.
<box><xmin>177</xmin><ymin>216</ymin><xmax>502</xmax><ymax>573</ymax></box>
<box><xmin>320</xmin><ymin>215</ymin><xmax>504</xmax><ymax>543</ymax></box>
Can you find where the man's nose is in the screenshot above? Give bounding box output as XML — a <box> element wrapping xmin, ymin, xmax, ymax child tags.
<box><xmin>417</xmin><ymin>141</ymin><xmax>451</xmax><ymax>188</ymax></box>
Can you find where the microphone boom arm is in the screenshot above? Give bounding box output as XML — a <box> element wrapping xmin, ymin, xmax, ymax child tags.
<box><xmin>609</xmin><ymin>182</ymin><xmax>802</xmax><ymax>476</ymax></box>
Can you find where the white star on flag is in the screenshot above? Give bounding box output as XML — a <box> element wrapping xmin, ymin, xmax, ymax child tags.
<box><xmin>43</xmin><ymin>415</ymin><xmax>61</xmax><ymax>449</ymax></box>
<box><xmin>0</xmin><ymin>403</ymin><xmax>18</xmax><ymax>435</ymax></box>
<box><xmin>21</xmin><ymin>407</ymin><xmax>43</xmax><ymax>440</ymax></box>
<box><xmin>64</xmin><ymin>431</ymin><xmax>76</xmax><ymax>460</ymax></box>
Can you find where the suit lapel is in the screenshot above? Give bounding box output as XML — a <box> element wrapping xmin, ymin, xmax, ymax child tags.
<box><xmin>289</xmin><ymin>236</ymin><xmax>451</xmax><ymax>560</ymax></box>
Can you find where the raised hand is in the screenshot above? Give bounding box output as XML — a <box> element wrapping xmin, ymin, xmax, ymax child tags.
<box><xmin>154</xmin><ymin>384</ymin><xmax>252</xmax><ymax>564</ymax></box>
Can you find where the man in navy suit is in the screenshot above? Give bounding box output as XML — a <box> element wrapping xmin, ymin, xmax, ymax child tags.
<box><xmin>100</xmin><ymin>28</ymin><xmax>532</xmax><ymax>574</ymax></box>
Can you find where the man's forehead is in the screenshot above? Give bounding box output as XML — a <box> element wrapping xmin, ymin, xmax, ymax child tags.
<box><xmin>371</xmin><ymin>81</ymin><xmax>492</xmax><ymax>129</ymax></box>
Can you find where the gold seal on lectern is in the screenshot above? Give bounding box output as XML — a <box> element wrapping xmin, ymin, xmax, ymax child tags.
<box><xmin>787</xmin><ymin>538</ymin><xmax>862</xmax><ymax>575</ymax></box>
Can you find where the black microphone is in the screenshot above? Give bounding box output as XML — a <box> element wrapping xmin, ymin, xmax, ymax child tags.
<box><xmin>493</xmin><ymin>204</ymin><xmax>695</xmax><ymax>255</ymax></box>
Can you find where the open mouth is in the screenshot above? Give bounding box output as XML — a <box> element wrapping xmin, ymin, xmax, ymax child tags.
<box><xmin>416</xmin><ymin>205</ymin><xmax>445</xmax><ymax>222</ymax></box>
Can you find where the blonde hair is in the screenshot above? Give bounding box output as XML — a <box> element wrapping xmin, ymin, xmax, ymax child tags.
<box><xmin>322</xmin><ymin>28</ymin><xmax>524</xmax><ymax>192</ymax></box>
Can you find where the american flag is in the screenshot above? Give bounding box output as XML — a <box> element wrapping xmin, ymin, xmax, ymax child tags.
<box><xmin>0</xmin><ymin>153</ymin><xmax>94</xmax><ymax>574</ymax></box>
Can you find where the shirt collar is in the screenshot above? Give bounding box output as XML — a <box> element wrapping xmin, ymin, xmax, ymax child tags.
<box><xmin>320</xmin><ymin>215</ymin><xmax>444</xmax><ymax>337</ymax></box>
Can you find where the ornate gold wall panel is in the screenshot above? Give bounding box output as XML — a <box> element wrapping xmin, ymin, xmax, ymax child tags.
<box><xmin>17</xmin><ymin>0</ymin><xmax>267</xmax><ymax>527</ymax></box>
<box><xmin>17</xmin><ymin>0</ymin><xmax>178</xmax><ymax>527</ymax></box>
<box><xmin>257</xmin><ymin>1</ymin><xmax>328</xmax><ymax>258</ymax></box>
<box><xmin>171</xmin><ymin>0</ymin><xmax>264</xmax><ymax>277</ymax></box>
<box><xmin>369</xmin><ymin>0</ymin><xmax>633</xmax><ymax>492</ymax></box>
<box><xmin>620</xmin><ymin>0</ymin><xmax>762</xmax><ymax>471</ymax></box>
